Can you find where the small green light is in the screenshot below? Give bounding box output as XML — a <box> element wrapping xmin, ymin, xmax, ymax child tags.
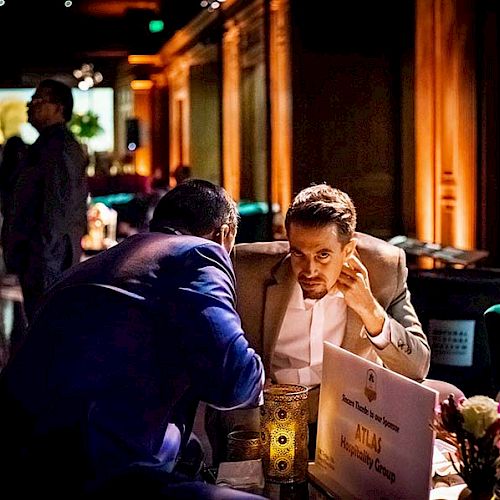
<box><xmin>149</xmin><ymin>20</ymin><xmax>164</xmax><ymax>33</ymax></box>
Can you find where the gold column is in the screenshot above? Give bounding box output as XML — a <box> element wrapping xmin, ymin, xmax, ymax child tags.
<box><xmin>415</xmin><ymin>0</ymin><xmax>476</xmax><ymax>249</ymax></box>
<box><xmin>415</xmin><ymin>0</ymin><xmax>436</xmax><ymax>243</ymax></box>
<box><xmin>270</xmin><ymin>0</ymin><xmax>292</xmax><ymax>213</ymax></box>
<box><xmin>133</xmin><ymin>86</ymin><xmax>153</xmax><ymax>176</ymax></box>
<box><xmin>151</xmin><ymin>72</ymin><xmax>169</xmax><ymax>179</ymax></box>
<box><xmin>167</xmin><ymin>57</ymin><xmax>191</xmax><ymax>181</ymax></box>
<box><xmin>222</xmin><ymin>20</ymin><xmax>241</xmax><ymax>200</ymax></box>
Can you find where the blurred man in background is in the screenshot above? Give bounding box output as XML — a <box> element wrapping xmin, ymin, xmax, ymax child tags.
<box><xmin>2</xmin><ymin>79</ymin><xmax>88</xmax><ymax>322</ymax></box>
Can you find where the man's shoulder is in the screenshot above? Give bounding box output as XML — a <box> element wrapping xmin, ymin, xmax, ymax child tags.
<box><xmin>130</xmin><ymin>232</ymin><xmax>225</xmax><ymax>256</ymax></box>
<box><xmin>355</xmin><ymin>232</ymin><xmax>402</xmax><ymax>270</ymax></box>
<box><xmin>59</xmin><ymin>233</ymin><xmax>231</xmax><ymax>288</ymax></box>
<box><xmin>233</xmin><ymin>241</ymin><xmax>289</xmax><ymax>281</ymax></box>
<box><xmin>235</xmin><ymin>240</ymin><xmax>289</xmax><ymax>255</ymax></box>
<box><xmin>235</xmin><ymin>241</ymin><xmax>289</xmax><ymax>263</ymax></box>
<box><xmin>356</xmin><ymin>232</ymin><xmax>400</xmax><ymax>255</ymax></box>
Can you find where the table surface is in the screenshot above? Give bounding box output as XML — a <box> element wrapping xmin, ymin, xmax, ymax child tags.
<box><xmin>216</xmin><ymin>463</ymin><xmax>468</xmax><ymax>500</ymax></box>
<box><xmin>260</xmin><ymin>474</ymin><xmax>467</xmax><ymax>500</ymax></box>
<box><xmin>263</xmin><ymin>474</ymin><xmax>335</xmax><ymax>500</ymax></box>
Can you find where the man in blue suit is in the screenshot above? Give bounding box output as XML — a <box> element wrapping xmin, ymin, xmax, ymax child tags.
<box><xmin>0</xmin><ymin>179</ymin><xmax>264</xmax><ymax>498</ymax></box>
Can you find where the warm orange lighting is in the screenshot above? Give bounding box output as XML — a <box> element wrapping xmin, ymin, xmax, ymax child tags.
<box><xmin>131</xmin><ymin>80</ymin><xmax>154</xmax><ymax>91</ymax></box>
<box><xmin>134</xmin><ymin>154</ymin><xmax>150</xmax><ymax>176</ymax></box>
<box><xmin>222</xmin><ymin>20</ymin><xmax>241</xmax><ymax>201</ymax></box>
<box><xmin>167</xmin><ymin>59</ymin><xmax>191</xmax><ymax>175</ymax></box>
<box><xmin>128</xmin><ymin>54</ymin><xmax>162</xmax><ymax>66</ymax></box>
<box><xmin>415</xmin><ymin>0</ymin><xmax>436</xmax><ymax>244</ymax></box>
<box><xmin>132</xmin><ymin>84</ymin><xmax>153</xmax><ymax>176</ymax></box>
<box><xmin>415</xmin><ymin>0</ymin><xmax>476</xmax><ymax>251</ymax></box>
<box><xmin>270</xmin><ymin>0</ymin><xmax>292</xmax><ymax>213</ymax></box>
<box><xmin>79</xmin><ymin>1</ymin><xmax>159</xmax><ymax>17</ymax></box>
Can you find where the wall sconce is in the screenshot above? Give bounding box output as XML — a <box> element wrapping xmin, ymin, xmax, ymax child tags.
<box><xmin>127</xmin><ymin>54</ymin><xmax>162</xmax><ymax>66</ymax></box>
<box><xmin>130</xmin><ymin>80</ymin><xmax>153</xmax><ymax>91</ymax></box>
<box><xmin>260</xmin><ymin>384</ymin><xmax>309</xmax><ymax>483</ymax></box>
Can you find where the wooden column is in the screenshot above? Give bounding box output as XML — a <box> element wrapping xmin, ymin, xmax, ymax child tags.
<box><xmin>132</xmin><ymin>86</ymin><xmax>153</xmax><ymax>176</ymax></box>
<box><xmin>167</xmin><ymin>57</ymin><xmax>191</xmax><ymax>182</ymax></box>
<box><xmin>222</xmin><ymin>20</ymin><xmax>241</xmax><ymax>201</ymax></box>
<box><xmin>415</xmin><ymin>0</ymin><xmax>476</xmax><ymax>249</ymax></box>
<box><xmin>269</xmin><ymin>0</ymin><xmax>292</xmax><ymax>213</ymax></box>
<box><xmin>151</xmin><ymin>73</ymin><xmax>169</xmax><ymax>181</ymax></box>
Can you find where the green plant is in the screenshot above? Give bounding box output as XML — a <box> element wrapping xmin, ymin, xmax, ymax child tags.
<box><xmin>69</xmin><ymin>110</ymin><xmax>104</xmax><ymax>140</ymax></box>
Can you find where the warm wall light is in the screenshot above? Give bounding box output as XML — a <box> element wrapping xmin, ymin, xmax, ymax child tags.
<box><xmin>415</xmin><ymin>0</ymin><xmax>476</xmax><ymax>251</ymax></box>
<box><xmin>128</xmin><ymin>54</ymin><xmax>162</xmax><ymax>66</ymax></box>
<box><xmin>79</xmin><ymin>1</ymin><xmax>159</xmax><ymax>17</ymax></box>
<box><xmin>130</xmin><ymin>80</ymin><xmax>154</xmax><ymax>91</ymax></box>
<box><xmin>260</xmin><ymin>384</ymin><xmax>309</xmax><ymax>483</ymax></box>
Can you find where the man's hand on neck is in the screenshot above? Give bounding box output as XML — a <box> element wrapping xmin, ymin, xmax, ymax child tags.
<box><xmin>335</xmin><ymin>255</ymin><xmax>387</xmax><ymax>336</ymax></box>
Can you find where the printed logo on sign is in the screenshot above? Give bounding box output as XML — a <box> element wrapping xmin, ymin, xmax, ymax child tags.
<box><xmin>364</xmin><ymin>369</ymin><xmax>377</xmax><ymax>402</ymax></box>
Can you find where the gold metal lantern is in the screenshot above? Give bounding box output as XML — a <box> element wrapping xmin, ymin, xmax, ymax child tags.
<box><xmin>260</xmin><ymin>384</ymin><xmax>309</xmax><ymax>483</ymax></box>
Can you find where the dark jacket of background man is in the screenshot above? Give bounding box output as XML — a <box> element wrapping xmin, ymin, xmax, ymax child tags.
<box><xmin>0</xmin><ymin>135</ymin><xmax>27</xmax><ymax>218</ymax></box>
<box><xmin>1</xmin><ymin>79</ymin><xmax>88</xmax><ymax>322</ymax></box>
<box><xmin>0</xmin><ymin>180</ymin><xmax>264</xmax><ymax>498</ymax></box>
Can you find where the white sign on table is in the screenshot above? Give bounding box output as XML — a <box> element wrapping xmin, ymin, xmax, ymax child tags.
<box><xmin>308</xmin><ymin>342</ymin><xmax>438</xmax><ymax>500</ymax></box>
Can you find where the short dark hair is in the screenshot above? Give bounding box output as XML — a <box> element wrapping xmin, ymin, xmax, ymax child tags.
<box><xmin>174</xmin><ymin>165</ymin><xmax>192</xmax><ymax>185</ymax></box>
<box><xmin>150</xmin><ymin>179</ymin><xmax>238</xmax><ymax>236</ymax></box>
<box><xmin>285</xmin><ymin>183</ymin><xmax>357</xmax><ymax>245</ymax></box>
<box><xmin>39</xmin><ymin>79</ymin><xmax>74</xmax><ymax>122</ymax></box>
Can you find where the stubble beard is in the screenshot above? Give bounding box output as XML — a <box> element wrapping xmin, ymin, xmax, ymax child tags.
<box><xmin>300</xmin><ymin>284</ymin><xmax>328</xmax><ymax>300</ymax></box>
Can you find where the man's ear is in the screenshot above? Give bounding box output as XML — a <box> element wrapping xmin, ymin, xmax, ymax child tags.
<box><xmin>214</xmin><ymin>224</ymin><xmax>228</xmax><ymax>244</ymax></box>
<box><xmin>220</xmin><ymin>223</ymin><xmax>237</xmax><ymax>253</ymax></box>
<box><xmin>343</xmin><ymin>238</ymin><xmax>357</xmax><ymax>260</ymax></box>
<box><xmin>212</xmin><ymin>223</ymin><xmax>230</xmax><ymax>243</ymax></box>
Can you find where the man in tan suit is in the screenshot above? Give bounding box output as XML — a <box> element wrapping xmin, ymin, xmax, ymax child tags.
<box><xmin>235</xmin><ymin>235</ymin><xmax>429</xmax><ymax>382</ymax></box>
<box><xmin>207</xmin><ymin>184</ymin><xmax>432</xmax><ymax>462</ymax></box>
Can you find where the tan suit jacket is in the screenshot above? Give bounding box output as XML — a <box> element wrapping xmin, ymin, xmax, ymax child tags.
<box><xmin>205</xmin><ymin>233</ymin><xmax>431</xmax><ymax>462</ymax></box>
<box><xmin>233</xmin><ymin>232</ymin><xmax>430</xmax><ymax>381</ymax></box>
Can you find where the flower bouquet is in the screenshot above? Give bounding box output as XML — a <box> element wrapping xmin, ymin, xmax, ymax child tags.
<box><xmin>434</xmin><ymin>394</ymin><xmax>500</xmax><ymax>497</ymax></box>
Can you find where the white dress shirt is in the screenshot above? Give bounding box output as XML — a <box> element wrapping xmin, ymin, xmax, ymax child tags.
<box><xmin>272</xmin><ymin>282</ymin><xmax>390</xmax><ymax>386</ymax></box>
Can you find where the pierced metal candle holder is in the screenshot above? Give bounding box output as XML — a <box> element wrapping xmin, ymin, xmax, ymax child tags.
<box><xmin>260</xmin><ymin>384</ymin><xmax>309</xmax><ymax>483</ymax></box>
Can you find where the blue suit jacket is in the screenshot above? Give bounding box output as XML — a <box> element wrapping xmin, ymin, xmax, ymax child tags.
<box><xmin>0</xmin><ymin>232</ymin><xmax>263</xmax><ymax>495</ymax></box>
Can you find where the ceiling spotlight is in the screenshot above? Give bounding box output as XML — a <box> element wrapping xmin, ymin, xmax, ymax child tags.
<box><xmin>64</xmin><ymin>0</ymin><xmax>72</xmax><ymax>7</ymax></box>
<box><xmin>0</xmin><ymin>0</ymin><xmax>6</xmax><ymax>6</ymax></box>
<box><xmin>201</xmin><ymin>0</ymin><xmax>226</xmax><ymax>12</ymax></box>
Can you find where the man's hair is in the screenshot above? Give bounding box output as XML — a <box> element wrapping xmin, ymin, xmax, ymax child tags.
<box><xmin>285</xmin><ymin>183</ymin><xmax>357</xmax><ymax>245</ymax></box>
<box><xmin>174</xmin><ymin>164</ymin><xmax>192</xmax><ymax>185</ymax></box>
<box><xmin>150</xmin><ymin>179</ymin><xmax>238</xmax><ymax>236</ymax></box>
<box><xmin>39</xmin><ymin>79</ymin><xmax>74</xmax><ymax>122</ymax></box>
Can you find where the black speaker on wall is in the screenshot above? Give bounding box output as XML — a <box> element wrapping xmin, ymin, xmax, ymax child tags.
<box><xmin>126</xmin><ymin>118</ymin><xmax>140</xmax><ymax>151</ymax></box>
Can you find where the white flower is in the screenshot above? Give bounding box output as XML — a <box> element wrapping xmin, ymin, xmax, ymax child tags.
<box><xmin>460</xmin><ymin>395</ymin><xmax>499</xmax><ymax>438</ymax></box>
